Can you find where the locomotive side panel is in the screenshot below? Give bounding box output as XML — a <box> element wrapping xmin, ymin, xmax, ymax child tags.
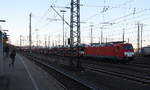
<box><xmin>85</xmin><ymin>46</ymin><xmax>115</xmax><ymax>58</ymax></box>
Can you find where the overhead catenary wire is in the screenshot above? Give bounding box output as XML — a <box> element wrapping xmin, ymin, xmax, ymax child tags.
<box><xmin>100</xmin><ymin>8</ymin><xmax>150</xmax><ymax>24</ymax></box>
<box><xmin>32</xmin><ymin>0</ymin><xmax>57</xmax><ymax>30</ymax></box>
<box><xmin>51</xmin><ymin>5</ymin><xmax>70</xmax><ymax>26</ymax></box>
<box><xmin>84</xmin><ymin>9</ymin><xmax>150</xmax><ymax>34</ymax></box>
<box><xmin>33</xmin><ymin>7</ymin><xmax>52</xmax><ymax>28</ymax></box>
<box><xmin>82</xmin><ymin>2</ymin><xmax>150</xmax><ymax>32</ymax></box>
<box><xmin>82</xmin><ymin>0</ymin><xmax>134</xmax><ymax>22</ymax></box>
<box><xmin>105</xmin><ymin>14</ymin><xmax>150</xmax><ymax>32</ymax></box>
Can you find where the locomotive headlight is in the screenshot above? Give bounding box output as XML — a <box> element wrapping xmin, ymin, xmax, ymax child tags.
<box><xmin>124</xmin><ymin>52</ymin><xmax>134</xmax><ymax>57</ymax></box>
<box><xmin>79</xmin><ymin>51</ymin><xmax>85</xmax><ymax>54</ymax></box>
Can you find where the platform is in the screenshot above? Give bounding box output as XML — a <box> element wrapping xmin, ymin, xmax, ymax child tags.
<box><xmin>0</xmin><ymin>44</ymin><xmax>65</xmax><ymax>90</ymax></box>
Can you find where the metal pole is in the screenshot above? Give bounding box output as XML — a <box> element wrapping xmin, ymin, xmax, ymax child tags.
<box><xmin>60</xmin><ymin>10</ymin><xmax>66</xmax><ymax>46</ymax></box>
<box><xmin>52</xmin><ymin>40</ymin><xmax>54</xmax><ymax>47</ymax></box>
<box><xmin>63</xmin><ymin>12</ymin><xmax>65</xmax><ymax>46</ymax></box>
<box><xmin>137</xmin><ymin>23</ymin><xmax>140</xmax><ymax>53</ymax></box>
<box><xmin>101</xmin><ymin>27</ymin><xmax>103</xmax><ymax>44</ymax></box>
<box><xmin>58</xmin><ymin>34</ymin><xmax>60</xmax><ymax>46</ymax></box>
<box><xmin>99</xmin><ymin>37</ymin><xmax>100</xmax><ymax>44</ymax></box>
<box><xmin>20</xmin><ymin>35</ymin><xmax>22</xmax><ymax>47</ymax></box>
<box><xmin>35</xmin><ymin>29</ymin><xmax>39</xmax><ymax>48</ymax></box>
<box><xmin>128</xmin><ymin>38</ymin><xmax>129</xmax><ymax>43</ymax></box>
<box><xmin>141</xmin><ymin>24</ymin><xmax>143</xmax><ymax>49</ymax></box>
<box><xmin>65</xmin><ymin>32</ymin><xmax>67</xmax><ymax>46</ymax></box>
<box><xmin>48</xmin><ymin>35</ymin><xmax>50</xmax><ymax>48</ymax></box>
<box><xmin>106</xmin><ymin>36</ymin><xmax>107</xmax><ymax>43</ymax></box>
<box><xmin>123</xmin><ymin>28</ymin><xmax>125</xmax><ymax>42</ymax></box>
<box><xmin>45</xmin><ymin>35</ymin><xmax>47</xmax><ymax>48</ymax></box>
<box><xmin>91</xmin><ymin>27</ymin><xmax>93</xmax><ymax>45</ymax></box>
<box><xmin>90</xmin><ymin>25</ymin><xmax>94</xmax><ymax>46</ymax></box>
<box><xmin>29</xmin><ymin>13</ymin><xmax>32</xmax><ymax>51</ymax></box>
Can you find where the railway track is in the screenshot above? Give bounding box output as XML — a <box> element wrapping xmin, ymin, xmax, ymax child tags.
<box><xmin>20</xmin><ymin>52</ymin><xmax>150</xmax><ymax>89</ymax></box>
<box><xmin>85</xmin><ymin>61</ymin><xmax>150</xmax><ymax>74</ymax></box>
<box><xmin>81</xmin><ymin>58</ymin><xmax>150</xmax><ymax>74</ymax></box>
<box><xmin>80</xmin><ymin>59</ymin><xmax>150</xmax><ymax>85</ymax></box>
<box><xmin>131</xmin><ymin>63</ymin><xmax>150</xmax><ymax>69</ymax></box>
<box><xmin>85</xmin><ymin>64</ymin><xmax>150</xmax><ymax>86</ymax></box>
<box><xmin>21</xmin><ymin>53</ymin><xmax>95</xmax><ymax>90</ymax></box>
<box><xmin>87</xmin><ymin>67</ymin><xmax>150</xmax><ymax>85</ymax></box>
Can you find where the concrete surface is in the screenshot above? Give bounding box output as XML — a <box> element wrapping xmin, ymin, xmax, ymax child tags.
<box><xmin>0</xmin><ymin>45</ymin><xmax>65</xmax><ymax>90</ymax></box>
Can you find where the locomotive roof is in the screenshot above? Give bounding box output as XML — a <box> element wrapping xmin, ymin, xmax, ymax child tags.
<box><xmin>103</xmin><ymin>41</ymin><xmax>125</xmax><ymax>44</ymax></box>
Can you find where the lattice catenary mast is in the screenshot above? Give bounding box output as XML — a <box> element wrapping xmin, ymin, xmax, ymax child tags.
<box><xmin>70</xmin><ymin>0</ymin><xmax>80</xmax><ymax>47</ymax></box>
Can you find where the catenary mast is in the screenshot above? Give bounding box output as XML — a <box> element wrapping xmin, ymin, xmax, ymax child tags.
<box><xmin>70</xmin><ymin>0</ymin><xmax>81</xmax><ymax>68</ymax></box>
<box><xmin>70</xmin><ymin>0</ymin><xmax>80</xmax><ymax>47</ymax></box>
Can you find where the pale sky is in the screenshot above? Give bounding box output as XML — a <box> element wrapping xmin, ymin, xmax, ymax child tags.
<box><xmin>0</xmin><ymin>0</ymin><xmax>150</xmax><ymax>48</ymax></box>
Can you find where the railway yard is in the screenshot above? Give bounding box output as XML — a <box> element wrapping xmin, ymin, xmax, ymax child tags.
<box><xmin>20</xmin><ymin>50</ymin><xmax>150</xmax><ymax>90</ymax></box>
<box><xmin>1</xmin><ymin>0</ymin><xmax>150</xmax><ymax>90</ymax></box>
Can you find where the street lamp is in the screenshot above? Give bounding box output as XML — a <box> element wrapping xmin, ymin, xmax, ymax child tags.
<box><xmin>60</xmin><ymin>10</ymin><xmax>66</xmax><ymax>47</ymax></box>
<box><xmin>3</xmin><ymin>30</ymin><xmax>8</xmax><ymax>32</ymax></box>
<box><xmin>0</xmin><ymin>20</ymin><xmax>6</xmax><ymax>22</ymax></box>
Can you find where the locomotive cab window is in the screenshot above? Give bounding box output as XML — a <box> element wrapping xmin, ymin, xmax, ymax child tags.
<box><xmin>123</xmin><ymin>45</ymin><xmax>133</xmax><ymax>50</ymax></box>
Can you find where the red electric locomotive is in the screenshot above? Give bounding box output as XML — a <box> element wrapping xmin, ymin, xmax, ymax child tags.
<box><xmin>83</xmin><ymin>41</ymin><xmax>135</xmax><ymax>61</ymax></box>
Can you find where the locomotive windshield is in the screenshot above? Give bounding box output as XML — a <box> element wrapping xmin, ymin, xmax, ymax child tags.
<box><xmin>123</xmin><ymin>44</ymin><xmax>133</xmax><ymax>50</ymax></box>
